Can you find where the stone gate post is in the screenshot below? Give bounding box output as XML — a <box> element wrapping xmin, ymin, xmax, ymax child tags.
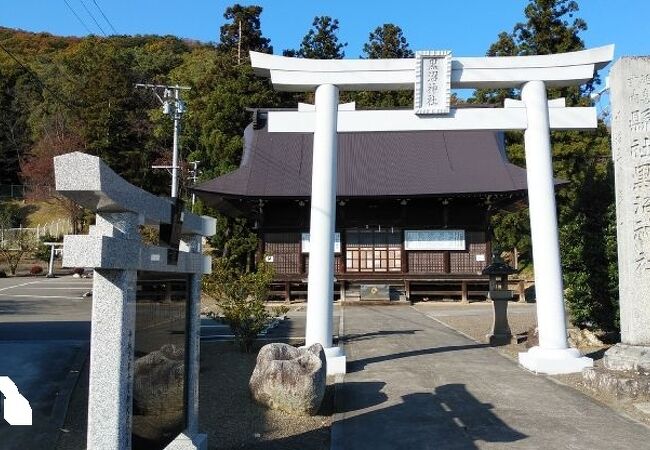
<box><xmin>55</xmin><ymin>152</ymin><xmax>215</xmax><ymax>450</ymax></box>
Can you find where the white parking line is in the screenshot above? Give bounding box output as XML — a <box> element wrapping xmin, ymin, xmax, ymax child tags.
<box><xmin>0</xmin><ymin>281</ymin><xmax>41</xmax><ymax>292</ymax></box>
<box><xmin>0</xmin><ymin>293</ymin><xmax>84</xmax><ymax>300</ymax></box>
<box><xmin>14</xmin><ymin>287</ymin><xmax>90</xmax><ymax>290</ymax></box>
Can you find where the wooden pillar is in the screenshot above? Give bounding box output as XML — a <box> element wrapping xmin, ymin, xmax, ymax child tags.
<box><xmin>401</xmin><ymin>230</ymin><xmax>408</xmax><ymax>274</ymax></box>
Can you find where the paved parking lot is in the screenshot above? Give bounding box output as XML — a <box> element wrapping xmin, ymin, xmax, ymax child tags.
<box><xmin>0</xmin><ymin>276</ymin><xmax>92</xmax><ymax>450</ymax></box>
<box><xmin>0</xmin><ymin>276</ymin><xmax>92</xmax><ymax>325</ymax></box>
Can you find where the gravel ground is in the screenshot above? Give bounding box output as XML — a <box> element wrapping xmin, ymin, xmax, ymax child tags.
<box><xmin>414</xmin><ymin>300</ymin><xmax>650</xmax><ymax>428</ymax></box>
<box><xmin>200</xmin><ymin>341</ymin><xmax>332</xmax><ymax>450</ymax></box>
<box><xmin>413</xmin><ymin>301</ymin><xmax>537</xmax><ymax>360</ymax></box>
<box><xmin>55</xmin><ymin>341</ymin><xmax>332</xmax><ymax>450</ymax></box>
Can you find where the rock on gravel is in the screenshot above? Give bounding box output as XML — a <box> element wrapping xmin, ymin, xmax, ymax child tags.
<box><xmin>132</xmin><ymin>344</ymin><xmax>185</xmax><ymax>441</ymax></box>
<box><xmin>249</xmin><ymin>343</ymin><xmax>326</xmax><ymax>415</ymax></box>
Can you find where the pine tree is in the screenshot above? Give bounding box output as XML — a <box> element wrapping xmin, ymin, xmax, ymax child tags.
<box><xmin>354</xmin><ymin>23</ymin><xmax>414</xmax><ymax>109</ymax></box>
<box><xmin>363</xmin><ymin>24</ymin><xmax>414</xmax><ymax>59</ymax></box>
<box><xmin>286</xmin><ymin>16</ymin><xmax>347</xmax><ymax>59</ymax></box>
<box><xmin>219</xmin><ymin>4</ymin><xmax>272</xmax><ymax>58</ymax></box>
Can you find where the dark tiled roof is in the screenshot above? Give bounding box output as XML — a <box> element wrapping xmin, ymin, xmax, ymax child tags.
<box><xmin>194</xmin><ymin>124</ymin><xmax>529</xmax><ymax>200</ymax></box>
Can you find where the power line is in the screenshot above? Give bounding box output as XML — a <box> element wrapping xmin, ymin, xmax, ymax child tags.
<box><xmin>63</xmin><ymin>0</ymin><xmax>93</xmax><ymax>35</ymax></box>
<box><xmin>91</xmin><ymin>0</ymin><xmax>117</xmax><ymax>34</ymax></box>
<box><xmin>0</xmin><ymin>41</ymin><xmax>78</xmax><ymax>112</ymax></box>
<box><xmin>79</xmin><ymin>0</ymin><xmax>106</xmax><ymax>36</ymax></box>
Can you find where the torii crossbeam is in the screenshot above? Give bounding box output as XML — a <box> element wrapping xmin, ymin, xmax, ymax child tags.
<box><xmin>250</xmin><ymin>45</ymin><xmax>614</xmax><ymax>375</ymax></box>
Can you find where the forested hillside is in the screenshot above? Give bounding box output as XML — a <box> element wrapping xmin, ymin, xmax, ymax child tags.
<box><xmin>0</xmin><ymin>1</ymin><xmax>620</xmax><ymax>330</ymax></box>
<box><xmin>0</xmin><ymin>20</ymin><xmax>272</xmax><ymax>194</ymax></box>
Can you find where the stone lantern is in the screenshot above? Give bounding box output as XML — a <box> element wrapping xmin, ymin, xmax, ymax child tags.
<box><xmin>482</xmin><ymin>253</ymin><xmax>517</xmax><ymax>345</ymax></box>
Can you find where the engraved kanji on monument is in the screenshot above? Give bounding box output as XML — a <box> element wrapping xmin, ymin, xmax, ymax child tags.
<box><xmin>605</xmin><ymin>57</ymin><xmax>650</xmax><ymax>371</ymax></box>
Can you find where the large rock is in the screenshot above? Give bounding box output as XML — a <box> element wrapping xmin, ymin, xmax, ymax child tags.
<box><xmin>133</xmin><ymin>344</ymin><xmax>185</xmax><ymax>415</ymax></box>
<box><xmin>132</xmin><ymin>344</ymin><xmax>185</xmax><ymax>441</ymax></box>
<box><xmin>249</xmin><ymin>343</ymin><xmax>326</xmax><ymax>415</ymax></box>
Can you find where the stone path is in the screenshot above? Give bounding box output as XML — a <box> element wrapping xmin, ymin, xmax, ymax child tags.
<box><xmin>332</xmin><ymin>305</ymin><xmax>650</xmax><ymax>450</ymax></box>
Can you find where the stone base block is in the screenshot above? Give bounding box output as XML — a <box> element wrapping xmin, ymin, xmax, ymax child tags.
<box><xmin>164</xmin><ymin>432</ymin><xmax>207</xmax><ymax>450</ymax></box>
<box><xmin>583</xmin><ymin>367</ymin><xmax>650</xmax><ymax>400</ymax></box>
<box><xmin>324</xmin><ymin>346</ymin><xmax>347</xmax><ymax>375</ymax></box>
<box><xmin>604</xmin><ymin>344</ymin><xmax>650</xmax><ymax>372</ymax></box>
<box><xmin>519</xmin><ymin>346</ymin><xmax>593</xmax><ymax>375</ymax></box>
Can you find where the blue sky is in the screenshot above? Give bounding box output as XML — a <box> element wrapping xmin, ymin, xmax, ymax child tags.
<box><xmin>2</xmin><ymin>0</ymin><xmax>647</xmax><ymax>98</ymax></box>
<box><xmin>3</xmin><ymin>1</ymin><xmax>646</xmax><ymax>59</ymax></box>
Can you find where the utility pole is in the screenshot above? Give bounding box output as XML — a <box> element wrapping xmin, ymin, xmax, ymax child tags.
<box><xmin>135</xmin><ymin>83</ymin><xmax>191</xmax><ymax>198</ymax></box>
<box><xmin>188</xmin><ymin>160</ymin><xmax>201</xmax><ymax>212</ymax></box>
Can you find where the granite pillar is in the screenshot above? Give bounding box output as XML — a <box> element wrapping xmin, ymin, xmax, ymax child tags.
<box><xmin>605</xmin><ymin>57</ymin><xmax>650</xmax><ymax>372</ymax></box>
<box><xmin>87</xmin><ymin>212</ymin><xmax>139</xmax><ymax>450</ymax></box>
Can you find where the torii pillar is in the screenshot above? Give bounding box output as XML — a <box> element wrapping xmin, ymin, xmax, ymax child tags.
<box><xmin>250</xmin><ymin>45</ymin><xmax>614</xmax><ymax>375</ymax></box>
<box><xmin>517</xmin><ymin>80</ymin><xmax>593</xmax><ymax>373</ymax></box>
<box><xmin>305</xmin><ymin>84</ymin><xmax>347</xmax><ymax>374</ymax></box>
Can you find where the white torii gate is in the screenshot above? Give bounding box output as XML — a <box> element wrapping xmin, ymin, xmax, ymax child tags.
<box><xmin>250</xmin><ymin>45</ymin><xmax>614</xmax><ymax>375</ymax></box>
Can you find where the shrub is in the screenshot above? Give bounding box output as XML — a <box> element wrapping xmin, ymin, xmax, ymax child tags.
<box><xmin>0</xmin><ymin>270</ymin><xmax>6</xmax><ymax>278</ymax></box>
<box><xmin>30</xmin><ymin>265</ymin><xmax>43</xmax><ymax>275</ymax></box>
<box><xmin>0</xmin><ymin>229</ymin><xmax>38</xmax><ymax>275</ymax></box>
<box><xmin>271</xmin><ymin>305</ymin><xmax>290</xmax><ymax>317</ymax></box>
<box><xmin>203</xmin><ymin>258</ymin><xmax>275</xmax><ymax>352</ymax></box>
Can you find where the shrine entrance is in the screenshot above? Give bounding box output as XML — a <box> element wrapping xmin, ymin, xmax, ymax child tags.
<box><xmin>249</xmin><ymin>44</ymin><xmax>614</xmax><ymax>375</ymax></box>
<box><xmin>344</xmin><ymin>229</ymin><xmax>402</xmax><ymax>273</ymax></box>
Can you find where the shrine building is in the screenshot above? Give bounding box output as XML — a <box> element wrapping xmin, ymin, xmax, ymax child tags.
<box><xmin>194</xmin><ymin>108</ymin><xmax>529</xmax><ymax>303</ymax></box>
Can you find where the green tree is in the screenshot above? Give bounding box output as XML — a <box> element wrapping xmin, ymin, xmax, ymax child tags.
<box><xmin>355</xmin><ymin>23</ymin><xmax>413</xmax><ymax>109</ymax></box>
<box><xmin>362</xmin><ymin>24</ymin><xmax>413</xmax><ymax>59</ymax></box>
<box><xmin>219</xmin><ymin>4</ymin><xmax>272</xmax><ymax>57</ymax></box>
<box><xmin>470</xmin><ymin>32</ymin><xmax>519</xmax><ymax>106</ymax></box>
<box><xmin>514</xmin><ymin>0</ymin><xmax>587</xmax><ymax>56</ymax></box>
<box><xmin>286</xmin><ymin>16</ymin><xmax>347</xmax><ymax>59</ymax></box>
<box><xmin>167</xmin><ymin>6</ymin><xmax>281</xmax><ymax>271</ymax></box>
<box><xmin>203</xmin><ymin>258</ymin><xmax>274</xmax><ymax>352</ymax></box>
<box><xmin>475</xmin><ymin>0</ymin><xmax>618</xmax><ymax>330</ymax></box>
<box><xmin>181</xmin><ymin>53</ymin><xmax>282</xmax><ymax>180</ymax></box>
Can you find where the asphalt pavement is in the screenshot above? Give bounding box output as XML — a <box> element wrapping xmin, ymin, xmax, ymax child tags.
<box><xmin>0</xmin><ymin>275</ymin><xmax>92</xmax><ymax>450</ymax></box>
<box><xmin>333</xmin><ymin>304</ymin><xmax>650</xmax><ymax>450</ymax></box>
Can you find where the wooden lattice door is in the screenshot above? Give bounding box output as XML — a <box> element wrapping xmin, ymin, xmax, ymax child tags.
<box><xmin>345</xmin><ymin>229</ymin><xmax>401</xmax><ymax>273</ymax></box>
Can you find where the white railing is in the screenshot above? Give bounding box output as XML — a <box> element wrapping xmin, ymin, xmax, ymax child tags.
<box><xmin>0</xmin><ymin>219</ymin><xmax>73</xmax><ymax>247</ymax></box>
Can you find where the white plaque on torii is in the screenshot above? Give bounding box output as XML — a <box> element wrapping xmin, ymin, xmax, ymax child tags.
<box><xmin>414</xmin><ymin>50</ymin><xmax>452</xmax><ymax>115</ymax></box>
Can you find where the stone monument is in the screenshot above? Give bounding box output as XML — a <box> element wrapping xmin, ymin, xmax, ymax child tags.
<box><xmin>605</xmin><ymin>57</ymin><xmax>650</xmax><ymax>372</ymax></box>
<box><xmin>55</xmin><ymin>152</ymin><xmax>215</xmax><ymax>450</ymax></box>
